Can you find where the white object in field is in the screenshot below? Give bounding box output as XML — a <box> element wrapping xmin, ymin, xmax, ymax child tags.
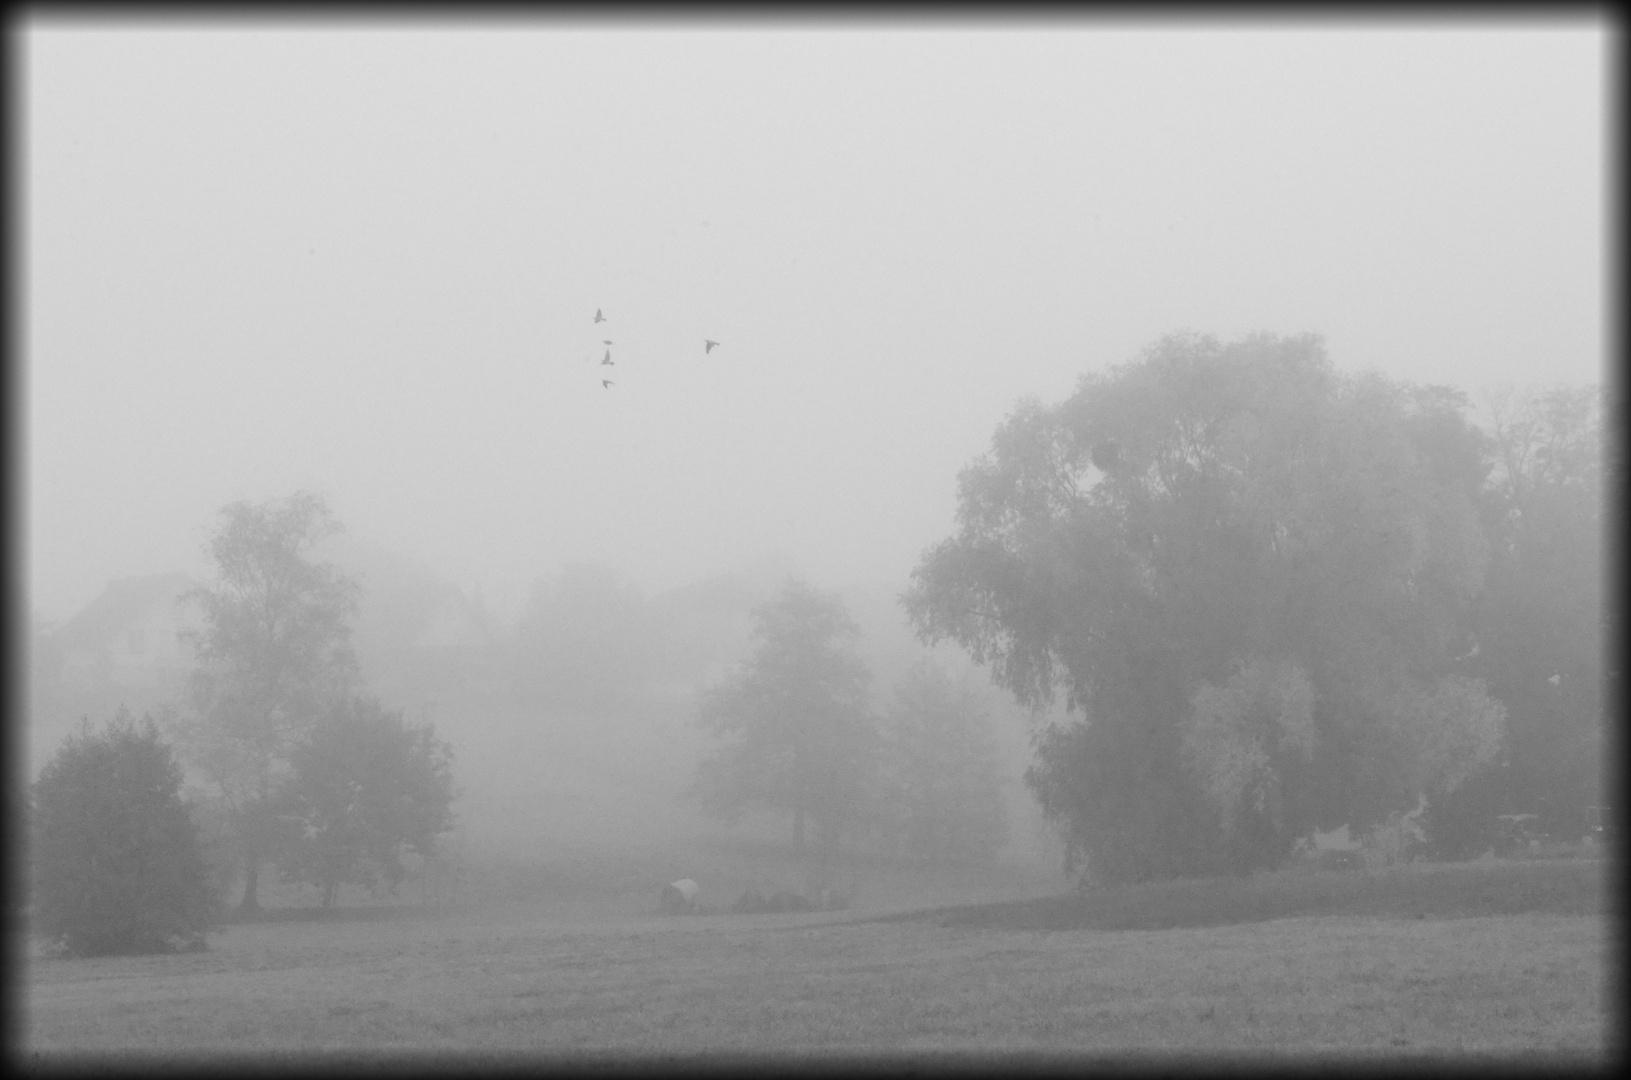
<box><xmin>661</xmin><ymin>879</ymin><xmax>700</xmax><ymax>911</ymax></box>
<box><xmin>1310</xmin><ymin>824</ymin><xmax>1361</xmax><ymax>851</ymax></box>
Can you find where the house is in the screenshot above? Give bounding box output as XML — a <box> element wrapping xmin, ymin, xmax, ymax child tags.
<box><xmin>30</xmin><ymin>572</ymin><xmax>203</xmax><ymax>775</ymax></box>
<box><xmin>50</xmin><ymin>572</ymin><xmax>203</xmax><ymax>695</ymax></box>
<box><xmin>639</xmin><ymin>571</ymin><xmax>772</xmax><ymax>703</ymax></box>
<box><xmin>351</xmin><ymin>573</ymin><xmax>509</xmax><ymax>710</ymax></box>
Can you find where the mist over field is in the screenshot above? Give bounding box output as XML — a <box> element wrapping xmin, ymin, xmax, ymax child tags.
<box><xmin>23</xmin><ymin>19</ymin><xmax>1604</xmax><ymax>907</ymax></box>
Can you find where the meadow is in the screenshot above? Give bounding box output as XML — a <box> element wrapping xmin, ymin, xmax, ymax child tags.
<box><xmin>20</xmin><ymin>847</ymin><xmax>1613</xmax><ymax>1063</ymax></box>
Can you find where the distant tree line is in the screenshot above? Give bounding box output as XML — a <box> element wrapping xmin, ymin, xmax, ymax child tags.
<box><xmin>503</xmin><ymin>560</ymin><xmax>1016</xmax><ymax>870</ymax></box>
<box><xmin>901</xmin><ymin>331</ymin><xmax>1606</xmax><ymax>884</ymax></box>
<box><xmin>28</xmin><ymin>327</ymin><xmax>1604</xmax><ymax>948</ymax></box>
<box><xmin>690</xmin><ymin>579</ymin><xmax>1010</xmax><ymax>874</ymax></box>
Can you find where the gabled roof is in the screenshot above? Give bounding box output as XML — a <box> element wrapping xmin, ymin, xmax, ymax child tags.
<box><xmin>52</xmin><ymin>572</ymin><xmax>199</xmax><ymax>652</ymax></box>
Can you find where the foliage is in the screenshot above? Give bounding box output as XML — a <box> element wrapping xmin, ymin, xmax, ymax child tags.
<box><xmin>876</xmin><ymin>659</ymin><xmax>1007</xmax><ymax>862</ymax></box>
<box><xmin>1180</xmin><ymin>659</ymin><xmax>1317</xmax><ymax>873</ymax></box>
<box><xmin>1358</xmin><ymin>796</ymin><xmax>1430</xmax><ymax>870</ymax></box>
<box><xmin>1417</xmin><ymin>766</ymin><xmax>1508</xmax><ymax>861</ymax></box>
<box><xmin>1462</xmin><ymin>384</ymin><xmax>1606</xmax><ymax>835</ymax></box>
<box><xmin>271</xmin><ymin>696</ymin><xmax>457</xmax><ymax>907</ymax></box>
<box><xmin>174</xmin><ymin>491</ymin><xmax>361</xmax><ymax>909</ymax></box>
<box><xmin>693</xmin><ymin>578</ymin><xmax>880</xmax><ymax>855</ymax></box>
<box><xmin>904</xmin><ymin>331</ymin><xmax>1502</xmax><ymax>883</ymax></box>
<box><xmin>1373</xmin><ymin>676</ymin><xmax>1506</xmax><ymax>809</ymax></box>
<box><xmin>30</xmin><ymin>709</ymin><xmax>217</xmax><ymax>956</ymax></box>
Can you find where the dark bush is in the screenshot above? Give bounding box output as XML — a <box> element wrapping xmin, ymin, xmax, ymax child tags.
<box><xmin>1421</xmin><ymin>768</ymin><xmax>1505</xmax><ymax>861</ymax></box>
<box><xmin>733</xmin><ymin>888</ymin><xmax>768</xmax><ymax>914</ymax></box>
<box><xmin>768</xmin><ymin>889</ymin><xmax>808</xmax><ymax>913</ymax></box>
<box><xmin>30</xmin><ymin>710</ymin><xmax>218</xmax><ymax>956</ymax></box>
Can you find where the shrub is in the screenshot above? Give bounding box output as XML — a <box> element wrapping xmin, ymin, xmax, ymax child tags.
<box><xmin>1419</xmin><ymin>767</ymin><xmax>1505</xmax><ymax>861</ymax></box>
<box><xmin>271</xmin><ymin>696</ymin><xmax>456</xmax><ymax>908</ymax></box>
<box><xmin>30</xmin><ymin>710</ymin><xmax>218</xmax><ymax>956</ymax></box>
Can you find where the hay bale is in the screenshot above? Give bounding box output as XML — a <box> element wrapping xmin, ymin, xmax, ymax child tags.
<box><xmin>660</xmin><ymin>878</ymin><xmax>700</xmax><ymax>914</ymax></box>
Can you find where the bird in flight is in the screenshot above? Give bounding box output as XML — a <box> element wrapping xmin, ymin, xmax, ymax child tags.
<box><xmin>602</xmin><ymin>379</ymin><xmax>615</xmax><ymax>389</ymax></box>
<box><xmin>704</xmin><ymin>340</ymin><xmax>720</xmax><ymax>354</ymax></box>
<box><xmin>601</xmin><ymin>350</ymin><xmax>613</xmax><ymax>366</ymax></box>
<box><xmin>602</xmin><ymin>340</ymin><xmax>614</xmax><ymax>345</ymax></box>
<box><xmin>594</xmin><ymin>309</ymin><xmax>606</xmax><ymax>323</ymax></box>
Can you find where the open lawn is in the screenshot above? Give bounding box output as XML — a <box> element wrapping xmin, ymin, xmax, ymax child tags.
<box><xmin>20</xmin><ymin>855</ymin><xmax>1614</xmax><ymax>1062</ymax></box>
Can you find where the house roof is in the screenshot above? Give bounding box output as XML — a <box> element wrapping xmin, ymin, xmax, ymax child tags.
<box><xmin>52</xmin><ymin>572</ymin><xmax>199</xmax><ymax>652</ymax></box>
<box><xmin>648</xmin><ymin>571</ymin><xmax>769</xmax><ymax>619</ymax></box>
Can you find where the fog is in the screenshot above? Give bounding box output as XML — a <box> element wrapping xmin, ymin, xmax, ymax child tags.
<box><xmin>23</xmin><ymin>21</ymin><xmax>1604</xmax><ymax>880</ymax></box>
<box><xmin>26</xmin><ymin>21</ymin><xmax>1604</xmax><ymax>621</ymax></box>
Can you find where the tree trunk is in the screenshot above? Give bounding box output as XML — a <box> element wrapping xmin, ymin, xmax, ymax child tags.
<box><xmin>792</xmin><ymin>805</ymin><xmax>806</xmax><ymax>854</ymax></box>
<box><xmin>239</xmin><ymin>787</ymin><xmax>270</xmax><ymax>912</ymax></box>
<box><xmin>239</xmin><ymin>854</ymin><xmax>262</xmax><ymax>912</ymax></box>
<box><xmin>322</xmin><ymin>879</ymin><xmax>337</xmax><ymax>909</ymax></box>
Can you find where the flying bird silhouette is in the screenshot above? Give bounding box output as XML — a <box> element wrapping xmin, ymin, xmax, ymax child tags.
<box><xmin>602</xmin><ymin>379</ymin><xmax>614</xmax><ymax>389</ymax></box>
<box><xmin>594</xmin><ymin>309</ymin><xmax>606</xmax><ymax>323</ymax></box>
<box><xmin>601</xmin><ymin>350</ymin><xmax>613</xmax><ymax>366</ymax></box>
<box><xmin>602</xmin><ymin>340</ymin><xmax>614</xmax><ymax>345</ymax></box>
<box><xmin>704</xmin><ymin>340</ymin><xmax>720</xmax><ymax>354</ymax></box>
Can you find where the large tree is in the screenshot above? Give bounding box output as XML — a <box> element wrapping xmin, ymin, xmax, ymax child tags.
<box><xmin>178</xmin><ymin>492</ymin><xmax>360</xmax><ymax>910</ymax></box>
<box><xmin>904</xmin><ymin>332</ymin><xmax>1501</xmax><ymax>883</ymax></box>
<box><xmin>693</xmin><ymin>579</ymin><xmax>879</xmax><ymax>859</ymax></box>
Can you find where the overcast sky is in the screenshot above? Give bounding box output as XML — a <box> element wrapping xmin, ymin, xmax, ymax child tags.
<box><xmin>24</xmin><ymin>19</ymin><xmax>1606</xmax><ymax>624</ymax></box>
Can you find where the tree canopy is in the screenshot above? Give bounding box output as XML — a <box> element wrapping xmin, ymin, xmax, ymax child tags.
<box><xmin>693</xmin><ymin>578</ymin><xmax>879</xmax><ymax>856</ymax></box>
<box><xmin>30</xmin><ymin>710</ymin><xmax>217</xmax><ymax>956</ymax></box>
<box><xmin>272</xmin><ymin>696</ymin><xmax>456</xmax><ymax>908</ymax></box>
<box><xmin>177</xmin><ymin>491</ymin><xmax>361</xmax><ymax>909</ymax></box>
<box><xmin>904</xmin><ymin>331</ymin><xmax>1512</xmax><ymax>882</ymax></box>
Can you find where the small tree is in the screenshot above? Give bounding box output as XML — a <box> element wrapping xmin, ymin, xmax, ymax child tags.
<box><xmin>694</xmin><ymin>579</ymin><xmax>880</xmax><ymax>860</ymax></box>
<box><xmin>271</xmin><ymin>696</ymin><xmax>457</xmax><ymax>908</ymax></box>
<box><xmin>878</xmin><ymin>659</ymin><xmax>1007</xmax><ymax>862</ymax></box>
<box><xmin>30</xmin><ymin>710</ymin><xmax>217</xmax><ymax>956</ymax></box>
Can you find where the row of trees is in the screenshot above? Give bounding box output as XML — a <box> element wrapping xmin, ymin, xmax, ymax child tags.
<box><xmin>903</xmin><ymin>331</ymin><xmax>1606</xmax><ymax>884</ymax></box>
<box><xmin>29</xmin><ymin>494</ymin><xmax>459</xmax><ymax>953</ymax></box>
<box><xmin>693</xmin><ymin>580</ymin><xmax>1008</xmax><ymax>868</ymax></box>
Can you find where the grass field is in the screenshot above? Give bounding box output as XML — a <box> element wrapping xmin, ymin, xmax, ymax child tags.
<box><xmin>20</xmin><ymin>851</ymin><xmax>1614</xmax><ymax>1062</ymax></box>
